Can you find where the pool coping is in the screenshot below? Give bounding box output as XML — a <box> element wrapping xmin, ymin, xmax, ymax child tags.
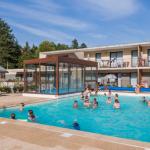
<box><xmin>0</xmin><ymin>118</ymin><xmax>150</xmax><ymax>150</ymax></box>
<box><xmin>0</xmin><ymin>92</ymin><xmax>150</xmax><ymax>149</ymax></box>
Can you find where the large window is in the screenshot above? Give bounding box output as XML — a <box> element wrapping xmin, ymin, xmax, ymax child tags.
<box><xmin>110</xmin><ymin>51</ymin><xmax>123</xmax><ymax>67</ymax></box>
<box><xmin>131</xmin><ymin>50</ymin><xmax>138</xmax><ymax>67</ymax></box>
<box><xmin>95</xmin><ymin>53</ymin><xmax>101</xmax><ymax>62</ymax></box>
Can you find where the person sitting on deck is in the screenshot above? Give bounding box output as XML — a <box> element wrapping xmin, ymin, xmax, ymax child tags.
<box><xmin>73</xmin><ymin>100</ymin><xmax>78</xmax><ymax>109</ymax></box>
<box><xmin>106</xmin><ymin>97</ymin><xmax>112</xmax><ymax>104</ymax></box>
<box><xmin>28</xmin><ymin>110</ymin><xmax>36</xmax><ymax>122</ymax></box>
<box><xmin>113</xmin><ymin>99</ymin><xmax>120</xmax><ymax>109</ymax></box>
<box><xmin>10</xmin><ymin>113</ymin><xmax>16</xmax><ymax>119</ymax></box>
<box><xmin>73</xmin><ymin>121</ymin><xmax>80</xmax><ymax>130</ymax></box>
<box><xmin>93</xmin><ymin>98</ymin><xmax>98</xmax><ymax>109</ymax></box>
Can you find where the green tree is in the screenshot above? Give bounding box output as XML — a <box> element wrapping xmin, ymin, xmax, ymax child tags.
<box><xmin>80</xmin><ymin>43</ymin><xmax>87</xmax><ymax>48</ymax></box>
<box><xmin>0</xmin><ymin>18</ymin><xmax>21</xmax><ymax>68</ymax></box>
<box><xmin>56</xmin><ymin>43</ymin><xmax>69</xmax><ymax>50</ymax></box>
<box><xmin>71</xmin><ymin>39</ymin><xmax>79</xmax><ymax>49</ymax></box>
<box><xmin>18</xmin><ymin>42</ymin><xmax>38</xmax><ymax>68</ymax></box>
<box><xmin>38</xmin><ymin>41</ymin><xmax>56</xmax><ymax>52</ymax></box>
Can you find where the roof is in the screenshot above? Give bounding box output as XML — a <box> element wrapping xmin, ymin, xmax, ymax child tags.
<box><xmin>40</xmin><ymin>41</ymin><xmax>150</xmax><ymax>55</ymax></box>
<box><xmin>0</xmin><ymin>66</ymin><xmax>8</xmax><ymax>73</ymax></box>
<box><xmin>24</xmin><ymin>54</ymin><xmax>97</xmax><ymax>67</ymax></box>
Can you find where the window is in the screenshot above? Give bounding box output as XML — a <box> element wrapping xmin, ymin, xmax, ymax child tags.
<box><xmin>95</xmin><ymin>53</ymin><xmax>101</xmax><ymax>62</ymax></box>
<box><xmin>131</xmin><ymin>50</ymin><xmax>138</xmax><ymax>67</ymax></box>
<box><xmin>110</xmin><ymin>51</ymin><xmax>123</xmax><ymax>67</ymax></box>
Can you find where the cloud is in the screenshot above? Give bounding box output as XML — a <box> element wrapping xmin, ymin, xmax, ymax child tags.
<box><xmin>79</xmin><ymin>0</ymin><xmax>140</xmax><ymax>20</ymax></box>
<box><xmin>9</xmin><ymin>21</ymin><xmax>72</xmax><ymax>43</ymax></box>
<box><xmin>0</xmin><ymin>1</ymin><xmax>91</xmax><ymax>30</ymax></box>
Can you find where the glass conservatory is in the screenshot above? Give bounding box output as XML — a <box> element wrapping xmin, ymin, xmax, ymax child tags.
<box><xmin>24</xmin><ymin>54</ymin><xmax>98</xmax><ymax>95</ymax></box>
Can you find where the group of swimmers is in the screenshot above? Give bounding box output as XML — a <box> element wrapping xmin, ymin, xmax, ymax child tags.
<box><xmin>10</xmin><ymin>103</ymin><xmax>36</xmax><ymax>122</ymax></box>
<box><xmin>73</xmin><ymin>89</ymin><xmax>121</xmax><ymax>109</ymax></box>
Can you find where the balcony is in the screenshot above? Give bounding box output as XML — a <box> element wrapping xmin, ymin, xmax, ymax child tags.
<box><xmin>97</xmin><ymin>59</ymin><xmax>131</xmax><ymax>69</ymax></box>
<box><xmin>138</xmin><ymin>58</ymin><xmax>150</xmax><ymax>67</ymax></box>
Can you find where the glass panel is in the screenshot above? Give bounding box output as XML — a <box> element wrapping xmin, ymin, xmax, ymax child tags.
<box><xmin>131</xmin><ymin>50</ymin><xmax>138</xmax><ymax>67</ymax></box>
<box><xmin>40</xmin><ymin>64</ymin><xmax>56</xmax><ymax>94</ymax></box>
<box><xmin>69</xmin><ymin>64</ymin><xmax>77</xmax><ymax>93</ymax></box>
<box><xmin>59</xmin><ymin>63</ymin><xmax>69</xmax><ymax>94</ymax></box>
<box><xmin>95</xmin><ymin>53</ymin><xmax>101</xmax><ymax>62</ymax></box>
<box><xmin>76</xmin><ymin>66</ymin><xmax>84</xmax><ymax>92</ymax></box>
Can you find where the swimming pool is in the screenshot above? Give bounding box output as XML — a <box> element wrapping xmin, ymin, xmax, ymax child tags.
<box><xmin>0</xmin><ymin>95</ymin><xmax>150</xmax><ymax>142</ymax></box>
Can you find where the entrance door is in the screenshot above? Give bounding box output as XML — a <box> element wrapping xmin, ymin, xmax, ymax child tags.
<box><xmin>131</xmin><ymin>72</ymin><xmax>137</xmax><ymax>87</ymax></box>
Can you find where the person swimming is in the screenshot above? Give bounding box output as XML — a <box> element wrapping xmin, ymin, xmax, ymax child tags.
<box><xmin>19</xmin><ymin>103</ymin><xmax>25</xmax><ymax>111</ymax></box>
<box><xmin>10</xmin><ymin>113</ymin><xmax>16</xmax><ymax>119</ymax></box>
<box><xmin>114</xmin><ymin>93</ymin><xmax>119</xmax><ymax>99</ymax></box>
<box><xmin>113</xmin><ymin>99</ymin><xmax>120</xmax><ymax>109</ymax></box>
<box><xmin>93</xmin><ymin>98</ymin><xmax>98</xmax><ymax>109</ymax></box>
<box><xmin>73</xmin><ymin>100</ymin><xmax>78</xmax><ymax>108</ymax></box>
<box><xmin>28</xmin><ymin>110</ymin><xmax>36</xmax><ymax>122</ymax></box>
<box><xmin>141</xmin><ymin>96</ymin><xmax>147</xmax><ymax>103</ymax></box>
<box><xmin>73</xmin><ymin>121</ymin><xmax>80</xmax><ymax>130</ymax></box>
<box><xmin>104</xmin><ymin>93</ymin><xmax>107</xmax><ymax>96</ymax></box>
<box><xmin>106</xmin><ymin>97</ymin><xmax>112</xmax><ymax>104</ymax></box>
<box><xmin>80</xmin><ymin>91</ymin><xmax>84</xmax><ymax>100</ymax></box>
<box><xmin>146</xmin><ymin>100</ymin><xmax>150</xmax><ymax>107</ymax></box>
<box><xmin>84</xmin><ymin>99</ymin><xmax>91</xmax><ymax>107</ymax></box>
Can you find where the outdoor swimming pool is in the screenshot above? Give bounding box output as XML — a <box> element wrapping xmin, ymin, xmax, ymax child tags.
<box><xmin>0</xmin><ymin>94</ymin><xmax>150</xmax><ymax>142</ymax></box>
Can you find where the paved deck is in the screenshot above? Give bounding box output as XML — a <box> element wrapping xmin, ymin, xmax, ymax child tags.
<box><xmin>0</xmin><ymin>118</ymin><xmax>150</xmax><ymax>150</ymax></box>
<box><xmin>0</xmin><ymin>94</ymin><xmax>49</xmax><ymax>108</ymax></box>
<box><xmin>0</xmin><ymin>93</ymin><xmax>150</xmax><ymax>150</ymax></box>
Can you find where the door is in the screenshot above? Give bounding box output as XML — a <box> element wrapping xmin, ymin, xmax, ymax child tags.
<box><xmin>131</xmin><ymin>72</ymin><xmax>137</xmax><ymax>87</ymax></box>
<box><xmin>131</xmin><ymin>50</ymin><xmax>138</xmax><ymax>67</ymax></box>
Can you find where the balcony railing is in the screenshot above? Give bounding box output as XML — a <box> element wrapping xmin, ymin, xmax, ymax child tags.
<box><xmin>97</xmin><ymin>59</ymin><xmax>131</xmax><ymax>68</ymax></box>
<box><xmin>97</xmin><ymin>58</ymin><xmax>150</xmax><ymax>68</ymax></box>
<box><xmin>138</xmin><ymin>58</ymin><xmax>150</xmax><ymax>67</ymax></box>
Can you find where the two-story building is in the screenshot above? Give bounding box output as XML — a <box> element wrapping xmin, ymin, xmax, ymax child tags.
<box><xmin>39</xmin><ymin>42</ymin><xmax>150</xmax><ymax>88</ymax></box>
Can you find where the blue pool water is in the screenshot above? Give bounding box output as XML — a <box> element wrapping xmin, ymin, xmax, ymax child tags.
<box><xmin>0</xmin><ymin>95</ymin><xmax>150</xmax><ymax>142</ymax></box>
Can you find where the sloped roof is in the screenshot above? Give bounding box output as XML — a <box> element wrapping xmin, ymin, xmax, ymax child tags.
<box><xmin>0</xmin><ymin>66</ymin><xmax>8</xmax><ymax>73</ymax></box>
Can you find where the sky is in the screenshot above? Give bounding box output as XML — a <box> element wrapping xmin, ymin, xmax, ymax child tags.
<box><xmin>0</xmin><ymin>0</ymin><xmax>150</xmax><ymax>47</ymax></box>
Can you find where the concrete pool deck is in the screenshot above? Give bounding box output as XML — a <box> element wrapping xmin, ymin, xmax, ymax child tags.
<box><xmin>0</xmin><ymin>93</ymin><xmax>150</xmax><ymax>150</ymax></box>
<box><xmin>0</xmin><ymin>94</ymin><xmax>50</xmax><ymax>109</ymax></box>
<box><xmin>0</xmin><ymin>118</ymin><xmax>150</xmax><ymax>150</ymax></box>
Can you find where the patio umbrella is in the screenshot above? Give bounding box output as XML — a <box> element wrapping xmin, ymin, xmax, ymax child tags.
<box><xmin>104</xmin><ymin>74</ymin><xmax>117</xmax><ymax>81</ymax></box>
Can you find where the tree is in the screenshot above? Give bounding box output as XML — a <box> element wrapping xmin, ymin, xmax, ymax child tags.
<box><xmin>56</xmin><ymin>43</ymin><xmax>69</xmax><ymax>50</ymax></box>
<box><xmin>38</xmin><ymin>41</ymin><xmax>56</xmax><ymax>52</ymax></box>
<box><xmin>80</xmin><ymin>43</ymin><xmax>87</xmax><ymax>48</ymax></box>
<box><xmin>71</xmin><ymin>39</ymin><xmax>79</xmax><ymax>49</ymax></box>
<box><xmin>0</xmin><ymin>18</ymin><xmax>21</xmax><ymax>68</ymax></box>
<box><xmin>18</xmin><ymin>42</ymin><xmax>38</xmax><ymax>68</ymax></box>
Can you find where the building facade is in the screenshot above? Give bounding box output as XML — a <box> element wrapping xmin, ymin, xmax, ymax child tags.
<box><xmin>40</xmin><ymin>42</ymin><xmax>150</xmax><ymax>88</ymax></box>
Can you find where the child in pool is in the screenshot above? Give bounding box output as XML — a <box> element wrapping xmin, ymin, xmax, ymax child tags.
<box><xmin>10</xmin><ymin>113</ymin><xmax>16</xmax><ymax>119</ymax></box>
<box><xmin>113</xmin><ymin>99</ymin><xmax>120</xmax><ymax>109</ymax></box>
<box><xmin>28</xmin><ymin>110</ymin><xmax>36</xmax><ymax>122</ymax></box>
<box><xmin>106</xmin><ymin>97</ymin><xmax>112</xmax><ymax>104</ymax></box>
<box><xmin>73</xmin><ymin>100</ymin><xmax>78</xmax><ymax>108</ymax></box>
<box><xmin>93</xmin><ymin>98</ymin><xmax>98</xmax><ymax>109</ymax></box>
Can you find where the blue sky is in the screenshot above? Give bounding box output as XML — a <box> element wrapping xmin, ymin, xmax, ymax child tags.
<box><xmin>0</xmin><ymin>0</ymin><xmax>150</xmax><ymax>47</ymax></box>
